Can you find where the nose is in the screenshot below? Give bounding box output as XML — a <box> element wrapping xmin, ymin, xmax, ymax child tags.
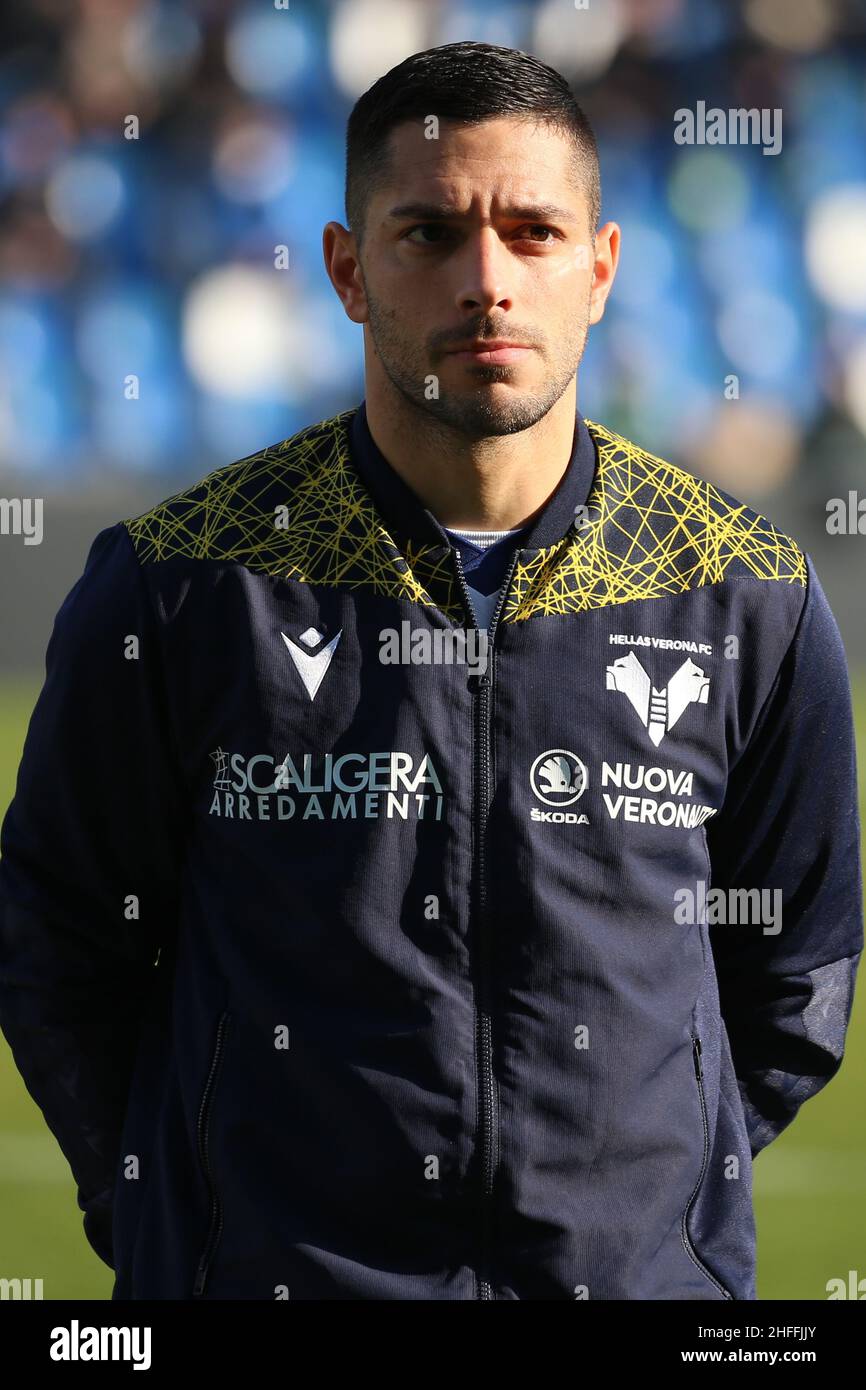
<box><xmin>454</xmin><ymin>226</ymin><xmax>513</xmax><ymax>315</ymax></box>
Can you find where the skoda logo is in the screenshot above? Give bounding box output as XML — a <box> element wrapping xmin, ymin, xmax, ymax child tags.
<box><xmin>530</xmin><ymin>749</ymin><xmax>588</xmax><ymax>807</ymax></box>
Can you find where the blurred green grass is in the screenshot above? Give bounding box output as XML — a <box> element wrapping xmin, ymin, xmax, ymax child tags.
<box><xmin>0</xmin><ymin>678</ymin><xmax>113</xmax><ymax>1297</ymax></box>
<box><xmin>0</xmin><ymin>672</ymin><xmax>864</xmax><ymax>1300</ymax></box>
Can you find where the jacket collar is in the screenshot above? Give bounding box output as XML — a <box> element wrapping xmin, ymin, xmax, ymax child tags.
<box><xmin>348</xmin><ymin>398</ymin><xmax>598</xmax><ymax>558</ymax></box>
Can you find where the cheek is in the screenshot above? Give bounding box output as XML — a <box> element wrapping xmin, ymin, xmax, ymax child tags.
<box><xmin>380</xmin><ymin>259</ymin><xmax>440</xmax><ymax>305</ymax></box>
<box><xmin>544</xmin><ymin>251</ymin><xmax>591</xmax><ymax>288</ymax></box>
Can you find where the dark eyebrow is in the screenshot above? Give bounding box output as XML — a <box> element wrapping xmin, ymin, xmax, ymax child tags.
<box><xmin>385</xmin><ymin>201</ymin><xmax>579</xmax><ymax>224</ymax></box>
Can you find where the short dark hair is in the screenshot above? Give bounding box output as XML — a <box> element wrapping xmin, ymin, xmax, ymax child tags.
<box><xmin>345</xmin><ymin>42</ymin><xmax>601</xmax><ymax>249</ymax></box>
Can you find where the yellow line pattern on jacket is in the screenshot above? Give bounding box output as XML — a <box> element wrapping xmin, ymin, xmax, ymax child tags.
<box><xmin>123</xmin><ymin>408</ymin><xmax>806</xmax><ymax>621</ymax></box>
<box><xmin>123</xmin><ymin>409</ymin><xmax>463</xmax><ymax>615</ymax></box>
<box><xmin>502</xmin><ymin>419</ymin><xmax>805</xmax><ymax>620</ymax></box>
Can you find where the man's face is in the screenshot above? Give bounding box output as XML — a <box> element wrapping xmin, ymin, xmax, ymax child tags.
<box><xmin>349</xmin><ymin>115</ymin><xmax>616</xmax><ymax>438</ymax></box>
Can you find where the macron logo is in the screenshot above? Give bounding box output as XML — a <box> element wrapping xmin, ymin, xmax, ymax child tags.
<box><xmin>281</xmin><ymin>626</ymin><xmax>342</xmax><ymax>701</ymax></box>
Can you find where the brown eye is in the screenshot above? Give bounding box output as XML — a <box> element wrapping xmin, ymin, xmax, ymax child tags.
<box><xmin>405</xmin><ymin>224</ymin><xmax>450</xmax><ymax>244</ymax></box>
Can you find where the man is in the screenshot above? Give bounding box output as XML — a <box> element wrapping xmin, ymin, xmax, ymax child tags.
<box><xmin>0</xmin><ymin>42</ymin><xmax>861</xmax><ymax>1302</ymax></box>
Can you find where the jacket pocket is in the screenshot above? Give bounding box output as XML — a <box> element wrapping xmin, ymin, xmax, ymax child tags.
<box><xmin>192</xmin><ymin>1009</ymin><xmax>232</xmax><ymax>1297</ymax></box>
<box><xmin>681</xmin><ymin>1034</ymin><xmax>735</xmax><ymax>1300</ymax></box>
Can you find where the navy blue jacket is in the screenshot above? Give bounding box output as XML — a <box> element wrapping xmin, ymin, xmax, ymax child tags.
<box><xmin>0</xmin><ymin>403</ymin><xmax>861</xmax><ymax>1300</ymax></box>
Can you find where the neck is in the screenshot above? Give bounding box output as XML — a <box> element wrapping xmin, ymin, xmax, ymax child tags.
<box><xmin>362</xmin><ymin>379</ymin><xmax>579</xmax><ymax>531</ymax></box>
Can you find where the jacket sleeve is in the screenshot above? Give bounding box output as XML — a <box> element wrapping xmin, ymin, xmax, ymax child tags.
<box><xmin>0</xmin><ymin>521</ymin><xmax>187</xmax><ymax>1268</ymax></box>
<box><xmin>706</xmin><ymin>552</ymin><xmax>863</xmax><ymax>1159</ymax></box>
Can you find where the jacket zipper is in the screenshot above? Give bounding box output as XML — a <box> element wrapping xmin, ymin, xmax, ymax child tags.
<box><xmin>452</xmin><ymin>545</ymin><xmax>521</xmax><ymax>1302</ymax></box>
<box><xmin>192</xmin><ymin>1009</ymin><xmax>231</xmax><ymax>1297</ymax></box>
<box><xmin>683</xmin><ymin>1034</ymin><xmax>734</xmax><ymax>1300</ymax></box>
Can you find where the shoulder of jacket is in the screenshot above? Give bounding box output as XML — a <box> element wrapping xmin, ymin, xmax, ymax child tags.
<box><xmin>120</xmin><ymin>408</ymin><xmax>359</xmax><ymax>564</ymax></box>
<box><xmin>583</xmin><ymin>417</ymin><xmax>807</xmax><ymax>588</ymax></box>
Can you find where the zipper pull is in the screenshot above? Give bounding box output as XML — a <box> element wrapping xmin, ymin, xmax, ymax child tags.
<box><xmin>450</xmin><ymin>546</ymin><xmax>479</xmax><ymax>631</ymax></box>
<box><xmin>693</xmin><ymin>1036</ymin><xmax>703</xmax><ymax>1081</ymax></box>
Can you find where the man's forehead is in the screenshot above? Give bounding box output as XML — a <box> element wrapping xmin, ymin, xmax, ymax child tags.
<box><xmin>375</xmin><ymin>119</ymin><xmax>580</xmax><ymax>217</ymax></box>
